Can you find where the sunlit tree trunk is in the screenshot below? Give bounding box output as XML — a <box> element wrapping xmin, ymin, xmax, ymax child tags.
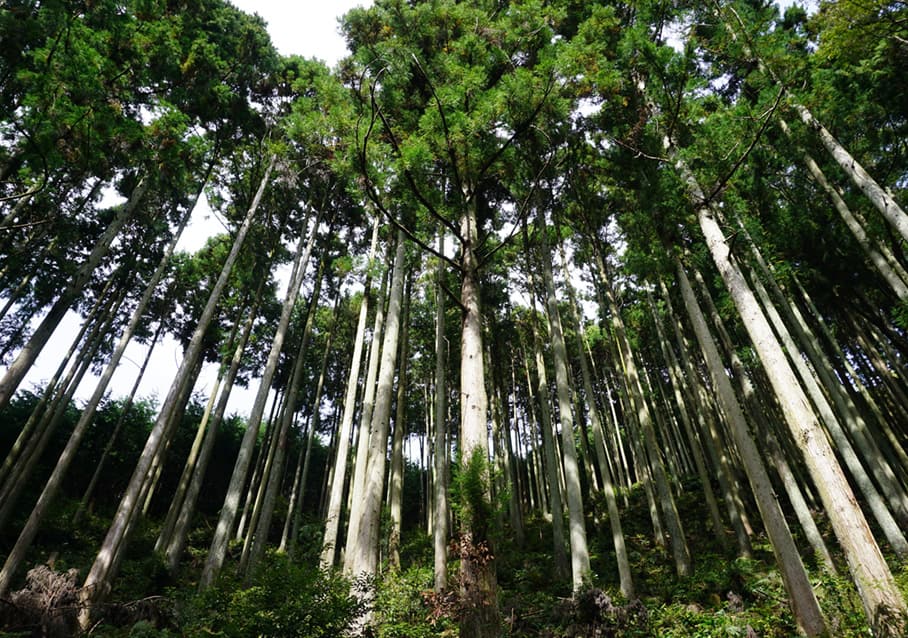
<box><xmin>349</xmin><ymin>230</ymin><xmax>406</xmax><ymax>580</ymax></box>
<box><xmin>342</xmin><ymin>248</ymin><xmax>390</xmax><ymax>573</ymax></box>
<box><xmin>78</xmin><ymin>159</ymin><xmax>275</xmax><ymax>623</ymax></box>
<box><xmin>163</xmin><ymin>283</ymin><xmax>264</xmax><ymax>572</ymax></box>
<box><xmin>675</xmin><ymin>261</ymin><xmax>827</xmax><ymax>636</ymax></box>
<box><xmin>605</xmin><ymin>273</ymin><xmax>691</xmax><ymax>578</ymax></box>
<box><xmin>320</xmin><ymin>217</ymin><xmax>380</xmax><ymax>569</ymax></box>
<box><xmin>673</xmin><ymin>144</ymin><xmax>908</xmax><ymax>636</ymax></box>
<box><xmin>199</xmin><ymin>204</ymin><xmax>319</xmax><ymax>589</ymax></box>
<box><xmin>647</xmin><ymin>290</ymin><xmax>727</xmax><ymax>553</ymax></box>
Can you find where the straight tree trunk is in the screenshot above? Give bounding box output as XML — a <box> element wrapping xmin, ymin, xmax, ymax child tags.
<box><xmin>320</xmin><ymin>217</ymin><xmax>380</xmax><ymax>569</ymax></box>
<box><xmin>433</xmin><ymin>234</ymin><xmax>450</xmax><ymax>592</ymax></box>
<box><xmin>349</xmin><ymin>230</ymin><xmax>406</xmax><ymax>580</ymax></box>
<box><xmin>243</xmin><ymin>266</ymin><xmax>326</xmax><ymax>575</ymax></box>
<box><xmin>388</xmin><ymin>281</ymin><xmax>411</xmax><ymax>570</ymax></box>
<box><xmin>163</xmin><ymin>284</ymin><xmax>264</xmax><ymax>572</ymax></box>
<box><xmin>675</xmin><ymin>261</ymin><xmax>827</xmax><ymax>636</ymax></box>
<box><xmin>0</xmin><ymin>198</ymin><xmax>192</xmax><ymax>591</ymax></box>
<box><xmin>535</xmin><ymin>214</ymin><xmax>591</xmax><ymax>592</ymax></box>
<box><xmin>199</xmin><ymin>200</ymin><xmax>318</xmax><ymax>589</ymax></box>
<box><xmin>647</xmin><ymin>291</ymin><xmax>727</xmax><ymax>553</ymax></box>
<box><xmin>0</xmin><ymin>177</ymin><xmax>149</xmax><ymax>411</ymax></box>
<box><xmin>605</xmin><ymin>273</ymin><xmax>691</xmax><ymax>578</ymax></box>
<box><xmin>457</xmin><ymin>197</ymin><xmax>499</xmax><ymax>638</ymax></box>
<box><xmin>342</xmin><ymin>252</ymin><xmax>390</xmax><ymax>573</ymax></box>
<box><xmin>672</xmin><ymin>143</ymin><xmax>908</xmax><ymax>636</ymax></box>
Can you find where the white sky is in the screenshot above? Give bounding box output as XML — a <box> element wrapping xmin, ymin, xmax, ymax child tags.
<box><xmin>230</xmin><ymin>0</ymin><xmax>371</xmax><ymax>62</ymax></box>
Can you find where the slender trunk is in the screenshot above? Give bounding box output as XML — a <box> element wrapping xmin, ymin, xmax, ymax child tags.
<box><xmin>536</xmin><ymin>214</ymin><xmax>591</xmax><ymax>591</ymax></box>
<box><xmin>527</xmin><ymin>282</ymin><xmax>570</xmax><ymax>579</ymax></box>
<box><xmin>320</xmin><ymin>217</ymin><xmax>380</xmax><ymax>569</ymax></box>
<box><xmin>676</xmin><ymin>261</ymin><xmax>827</xmax><ymax>636</ymax></box>
<box><xmin>605</xmin><ymin>274</ymin><xmax>691</xmax><ymax>578</ymax></box>
<box><xmin>200</xmin><ymin>202</ymin><xmax>318</xmax><ymax>589</ymax></box>
<box><xmin>778</xmin><ymin>119</ymin><xmax>908</xmax><ymax>300</ymax></box>
<box><xmin>648</xmin><ymin>291</ymin><xmax>727</xmax><ymax>554</ymax></box>
<box><xmin>673</xmin><ymin>144</ymin><xmax>908</xmax><ymax>636</ymax></box>
<box><xmin>0</xmin><ymin>177</ymin><xmax>149</xmax><ymax>411</ymax></box>
<box><xmin>342</xmin><ymin>246</ymin><xmax>390</xmax><ymax>574</ymax></box>
<box><xmin>243</xmin><ymin>266</ymin><xmax>326</xmax><ymax>575</ymax></box>
<box><xmin>74</xmin><ymin>319</ymin><xmax>163</xmax><ymax>525</ymax></box>
<box><xmin>388</xmin><ymin>281</ymin><xmax>411</xmax><ymax>571</ymax></box>
<box><xmin>433</xmin><ymin>234</ymin><xmax>450</xmax><ymax>592</ymax></box>
<box><xmin>79</xmin><ymin>158</ymin><xmax>273</xmax><ymax>618</ymax></box>
<box><xmin>349</xmin><ymin>231</ymin><xmax>406</xmax><ymax>580</ymax></box>
<box><xmin>285</xmin><ymin>296</ymin><xmax>339</xmax><ymax>558</ymax></box>
<box><xmin>163</xmin><ymin>286</ymin><xmax>263</xmax><ymax>572</ymax></box>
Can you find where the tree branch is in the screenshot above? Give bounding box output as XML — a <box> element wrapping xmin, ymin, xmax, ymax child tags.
<box><xmin>702</xmin><ymin>85</ymin><xmax>784</xmax><ymax>205</ymax></box>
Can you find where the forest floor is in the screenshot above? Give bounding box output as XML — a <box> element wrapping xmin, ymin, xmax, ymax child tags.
<box><xmin>1</xmin><ymin>478</ymin><xmax>906</xmax><ymax>637</ymax></box>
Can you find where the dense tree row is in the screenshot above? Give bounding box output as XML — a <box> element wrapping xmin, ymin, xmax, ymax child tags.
<box><xmin>2</xmin><ymin>0</ymin><xmax>908</xmax><ymax>636</ymax></box>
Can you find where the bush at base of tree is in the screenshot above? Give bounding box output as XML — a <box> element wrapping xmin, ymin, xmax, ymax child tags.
<box><xmin>179</xmin><ymin>552</ymin><xmax>365</xmax><ymax>637</ymax></box>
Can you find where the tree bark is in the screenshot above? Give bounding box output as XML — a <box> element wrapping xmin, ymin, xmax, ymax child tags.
<box><xmin>320</xmin><ymin>217</ymin><xmax>380</xmax><ymax>569</ymax></box>
<box><xmin>199</xmin><ymin>197</ymin><xmax>318</xmax><ymax>589</ymax></box>
<box><xmin>673</xmin><ymin>144</ymin><xmax>908</xmax><ymax>636</ymax></box>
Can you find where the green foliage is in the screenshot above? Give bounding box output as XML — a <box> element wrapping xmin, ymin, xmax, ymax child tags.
<box><xmin>449</xmin><ymin>447</ymin><xmax>495</xmax><ymax>539</ymax></box>
<box><xmin>180</xmin><ymin>552</ymin><xmax>365</xmax><ymax>638</ymax></box>
<box><xmin>374</xmin><ymin>566</ymin><xmax>456</xmax><ymax>638</ymax></box>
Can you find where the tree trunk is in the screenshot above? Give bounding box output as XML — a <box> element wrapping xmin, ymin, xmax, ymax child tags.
<box><xmin>320</xmin><ymin>217</ymin><xmax>380</xmax><ymax>569</ymax></box>
<box><xmin>433</xmin><ymin>233</ymin><xmax>450</xmax><ymax>592</ymax></box>
<box><xmin>0</xmin><ymin>176</ymin><xmax>149</xmax><ymax>411</ymax></box>
<box><xmin>199</xmin><ymin>199</ymin><xmax>318</xmax><ymax>589</ymax></box>
<box><xmin>388</xmin><ymin>280</ymin><xmax>411</xmax><ymax>571</ymax></box>
<box><xmin>673</xmin><ymin>144</ymin><xmax>908</xmax><ymax>636</ymax></box>
<box><xmin>342</xmin><ymin>247</ymin><xmax>390</xmax><ymax>573</ymax></box>
<box><xmin>458</xmin><ymin>198</ymin><xmax>498</xmax><ymax>638</ymax></box>
<box><xmin>535</xmin><ymin>214</ymin><xmax>591</xmax><ymax>592</ymax></box>
<box><xmin>676</xmin><ymin>260</ymin><xmax>827</xmax><ymax>636</ymax></box>
<box><xmin>349</xmin><ymin>230</ymin><xmax>406</xmax><ymax>580</ymax></box>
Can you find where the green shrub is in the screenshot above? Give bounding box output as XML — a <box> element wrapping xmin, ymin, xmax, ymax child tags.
<box><xmin>374</xmin><ymin>565</ymin><xmax>456</xmax><ymax>638</ymax></box>
<box><xmin>180</xmin><ymin>552</ymin><xmax>365</xmax><ymax>637</ymax></box>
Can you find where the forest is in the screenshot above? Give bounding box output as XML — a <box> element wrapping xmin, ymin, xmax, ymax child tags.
<box><xmin>1</xmin><ymin>0</ymin><xmax>908</xmax><ymax>636</ymax></box>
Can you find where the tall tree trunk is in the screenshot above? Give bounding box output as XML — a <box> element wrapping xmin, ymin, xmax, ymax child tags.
<box><xmin>714</xmin><ymin>1</ymin><xmax>908</xmax><ymax>245</ymax></box>
<box><xmin>527</xmin><ymin>279</ymin><xmax>570</xmax><ymax>580</ymax></box>
<box><xmin>535</xmin><ymin>214</ymin><xmax>591</xmax><ymax>592</ymax></box>
<box><xmin>672</xmin><ymin>144</ymin><xmax>908</xmax><ymax>636</ymax></box>
<box><xmin>388</xmin><ymin>281</ymin><xmax>411</xmax><ymax>571</ymax></box>
<box><xmin>243</xmin><ymin>266</ymin><xmax>326</xmax><ymax>575</ymax></box>
<box><xmin>320</xmin><ymin>217</ymin><xmax>380</xmax><ymax>569</ymax></box>
<box><xmin>73</xmin><ymin>318</ymin><xmax>163</xmax><ymax>526</ymax></box>
<box><xmin>777</xmin><ymin>119</ymin><xmax>908</xmax><ymax>301</ymax></box>
<box><xmin>433</xmin><ymin>234</ymin><xmax>450</xmax><ymax>592</ymax></box>
<box><xmin>675</xmin><ymin>261</ymin><xmax>827</xmax><ymax>636</ymax></box>
<box><xmin>342</xmin><ymin>251</ymin><xmax>390</xmax><ymax>573</ymax></box>
<box><xmin>605</xmin><ymin>272</ymin><xmax>691</xmax><ymax>578</ymax></box>
<box><xmin>349</xmin><ymin>230</ymin><xmax>406</xmax><ymax>580</ymax></box>
<box><xmin>0</xmin><ymin>198</ymin><xmax>191</xmax><ymax>591</ymax></box>
<box><xmin>0</xmin><ymin>176</ymin><xmax>149</xmax><ymax>411</ymax></box>
<box><xmin>647</xmin><ymin>290</ymin><xmax>727</xmax><ymax>554</ymax></box>
<box><xmin>199</xmin><ymin>200</ymin><xmax>318</xmax><ymax>589</ymax></box>
<box><xmin>458</xmin><ymin>198</ymin><xmax>498</xmax><ymax>638</ymax></box>
<box><xmin>163</xmin><ymin>283</ymin><xmax>264</xmax><ymax>572</ymax></box>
